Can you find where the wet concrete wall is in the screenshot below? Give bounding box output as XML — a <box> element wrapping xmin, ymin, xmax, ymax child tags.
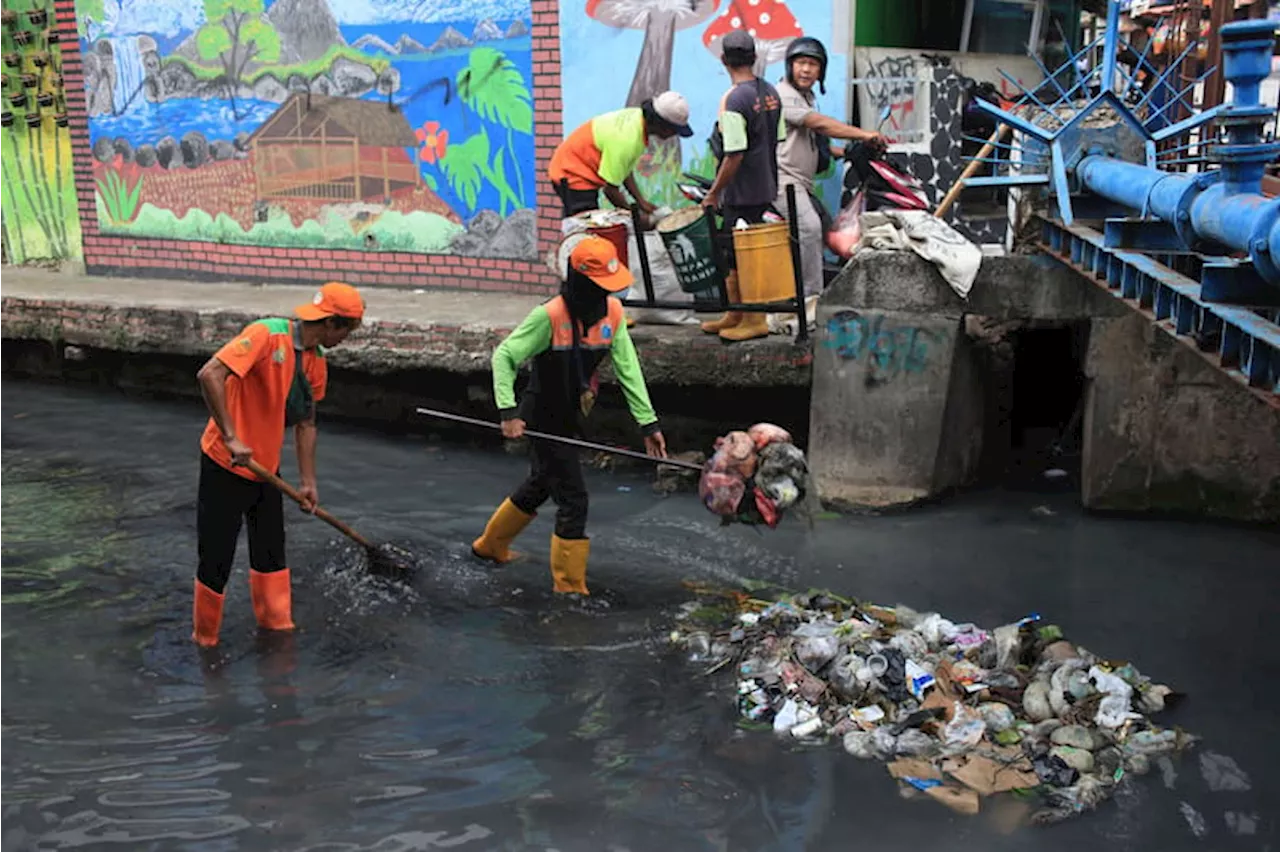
<box><xmin>0</xmin><ymin>296</ymin><xmax>813</xmax><ymax>462</ymax></box>
<box><xmin>1083</xmin><ymin>312</ymin><xmax>1280</xmax><ymax>522</ymax></box>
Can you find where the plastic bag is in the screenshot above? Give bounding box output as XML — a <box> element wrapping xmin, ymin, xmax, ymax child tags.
<box><xmin>943</xmin><ymin>704</ymin><xmax>987</xmax><ymax>748</ymax></box>
<box><xmin>1090</xmin><ymin>665</ymin><xmax>1141</xmax><ymax>728</ymax></box>
<box><xmin>748</xmin><ymin>422</ymin><xmax>792</xmax><ymax>449</ymax></box>
<box><xmin>826</xmin><ymin>188</ymin><xmax>865</xmax><ymax>260</ymax></box>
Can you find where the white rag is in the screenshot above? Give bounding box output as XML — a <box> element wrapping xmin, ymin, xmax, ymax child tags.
<box><xmin>856</xmin><ymin>210</ymin><xmax>982</xmax><ymax>299</ymax></box>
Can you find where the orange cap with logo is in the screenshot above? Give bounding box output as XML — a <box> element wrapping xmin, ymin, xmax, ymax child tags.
<box><xmin>295</xmin><ymin>282</ymin><xmax>365</xmax><ymax>321</ymax></box>
<box><xmin>569</xmin><ymin>235</ymin><xmax>633</xmax><ymax>293</ymax></box>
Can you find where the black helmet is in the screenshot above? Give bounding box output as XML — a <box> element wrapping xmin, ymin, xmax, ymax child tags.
<box><xmin>785</xmin><ymin>36</ymin><xmax>827</xmax><ymax>94</ymax></box>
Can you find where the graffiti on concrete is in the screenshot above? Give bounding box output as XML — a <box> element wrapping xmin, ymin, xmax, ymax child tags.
<box><xmin>824</xmin><ymin>310</ymin><xmax>947</xmax><ymax>381</ymax></box>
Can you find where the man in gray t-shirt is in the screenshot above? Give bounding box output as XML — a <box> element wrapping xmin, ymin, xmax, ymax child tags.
<box><xmin>769</xmin><ymin>37</ymin><xmax>886</xmax><ymax>334</ymax></box>
<box><xmin>699</xmin><ymin>29</ymin><xmax>787</xmax><ymax>343</ymax></box>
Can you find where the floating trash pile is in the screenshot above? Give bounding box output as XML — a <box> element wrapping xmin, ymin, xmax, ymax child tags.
<box><xmin>672</xmin><ymin>586</ymin><xmax>1195</xmax><ymax>824</ymax></box>
<box><xmin>699</xmin><ymin>424</ymin><xmax>811</xmax><ymax>528</ymax></box>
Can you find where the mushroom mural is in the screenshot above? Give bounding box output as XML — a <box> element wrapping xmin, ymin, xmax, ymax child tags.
<box><xmin>586</xmin><ymin>0</ymin><xmax>722</xmax><ymax>108</ymax></box>
<box><xmin>703</xmin><ymin>0</ymin><xmax>804</xmax><ymax>78</ymax></box>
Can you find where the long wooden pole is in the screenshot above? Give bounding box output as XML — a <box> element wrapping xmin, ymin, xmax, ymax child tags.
<box><xmin>245</xmin><ymin>459</ymin><xmax>376</xmax><ymax>550</ymax></box>
<box><xmin>933</xmin><ymin>123</ymin><xmax>1010</xmax><ymax>219</ymax></box>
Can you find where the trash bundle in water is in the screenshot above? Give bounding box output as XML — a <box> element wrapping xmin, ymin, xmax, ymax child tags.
<box><xmin>699</xmin><ymin>424</ymin><xmax>809</xmax><ymax>527</ymax></box>
<box><xmin>672</xmin><ymin>586</ymin><xmax>1195</xmax><ymax>826</ymax></box>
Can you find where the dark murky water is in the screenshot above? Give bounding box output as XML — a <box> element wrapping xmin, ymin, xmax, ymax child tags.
<box><xmin>3</xmin><ymin>381</ymin><xmax>1279</xmax><ymax>851</ymax></box>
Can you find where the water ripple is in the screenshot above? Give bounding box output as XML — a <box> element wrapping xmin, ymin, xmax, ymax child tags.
<box><xmin>30</xmin><ymin>810</ymin><xmax>251</xmax><ymax>847</ymax></box>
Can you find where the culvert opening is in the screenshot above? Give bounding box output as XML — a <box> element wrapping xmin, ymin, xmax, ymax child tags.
<box><xmin>974</xmin><ymin>319</ymin><xmax>1089</xmax><ymax>490</ymax></box>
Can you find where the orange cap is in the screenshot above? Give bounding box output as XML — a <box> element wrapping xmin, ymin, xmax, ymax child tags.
<box><xmin>569</xmin><ymin>235</ymin><xmax>633</xmax><ymax>293</ymax></box>
<box><xmin>295</xmin><ymin>282</ymin><xmax>365</xmax><ymax>321</ymax></box>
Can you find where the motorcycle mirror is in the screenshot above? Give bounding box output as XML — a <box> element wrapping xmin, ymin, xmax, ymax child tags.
<box><xmin>876</xmin><ymin>103</ymin><xmax>892</xmax><ymax>130</ymax></box>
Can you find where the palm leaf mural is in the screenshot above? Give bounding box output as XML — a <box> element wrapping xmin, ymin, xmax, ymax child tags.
<box><xmin>456</xmin><ymin>47</ymin><xmax>532</xmax><ymax>135</ymax></box>
<box><xmin>440</xmin><ymin>130</ymin><xmax>489</xmax><ymax>213</ymax></box>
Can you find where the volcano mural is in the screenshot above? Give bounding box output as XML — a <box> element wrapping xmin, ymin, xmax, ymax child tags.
<box><xmin>73</xmin><ymin>0</ymin><xmax>537</xmax><ymax>259</ymax></box>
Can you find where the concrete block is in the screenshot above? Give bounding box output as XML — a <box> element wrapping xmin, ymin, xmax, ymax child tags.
<box><xmin>809</xmin><ymin>304</ymin><xmax>965</xmax><ymax>508</ymax></box>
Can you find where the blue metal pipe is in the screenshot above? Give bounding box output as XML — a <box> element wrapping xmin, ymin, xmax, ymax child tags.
<box><xmin>1074</xmin><ymin>18</ymin><xmax>1280</xmax><ymax>285</ymax></box>
<box><xmin>1076</xmin><ymin>156</ymin><xmax>1194</xmax><ymax>223</ymax></box>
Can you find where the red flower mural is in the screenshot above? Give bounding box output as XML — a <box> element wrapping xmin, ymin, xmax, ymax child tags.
<box><xmin>416</xmin><ymin>121</ymin><xmax>449</xmax><ymax>164</ymax></box>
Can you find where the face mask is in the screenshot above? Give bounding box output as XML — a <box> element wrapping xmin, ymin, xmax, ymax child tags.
<box><xmin>564</xmin><ymin>270</ymin><xmax>609</xmax><ymax>324</ymax></box>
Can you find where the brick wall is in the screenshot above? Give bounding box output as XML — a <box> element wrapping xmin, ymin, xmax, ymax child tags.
<box><xmin>53</xmin><ymin>0</ymin><xmax>562</xmax><ymax>295</ymax></box>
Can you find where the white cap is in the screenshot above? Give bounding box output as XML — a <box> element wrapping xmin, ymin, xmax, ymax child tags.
<box><xmin>652</xmin><ymin>91</ymin><xmax>694</xmax><ymax>138</ymax></box>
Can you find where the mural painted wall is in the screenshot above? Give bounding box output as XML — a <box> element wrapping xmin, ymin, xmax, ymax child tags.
<box><xmin>557</xmin><ymin>0</ymin><xmax>851</xmax><ymax>210</ymax></box>
<box><xmin>2</xmin><ymin>0</ymin><xmax>82</xmax><ymax>264</ymax></box>
<box><xmin>71</xmin><ymin>0</ymin><xmax>538</xmax><ymax>259</ymax></box>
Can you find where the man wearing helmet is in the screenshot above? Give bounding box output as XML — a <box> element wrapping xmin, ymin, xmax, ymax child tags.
<box><xmin>772</xmin><ymin>37</ymin><xmax>888</xmax><ymax>332</ymax></box>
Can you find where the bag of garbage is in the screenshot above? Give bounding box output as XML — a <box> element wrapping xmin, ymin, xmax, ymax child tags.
<box><xmin>698</xmin><ymin>425</ymin><xmax>810</xmax><ymax>528</ymax></box>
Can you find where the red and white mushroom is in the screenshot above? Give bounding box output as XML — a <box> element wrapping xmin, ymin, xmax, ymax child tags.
<box><xmin>703</xmin><ymin>0</ymin><xmax>804</xmax><ymax>77</ymax></box>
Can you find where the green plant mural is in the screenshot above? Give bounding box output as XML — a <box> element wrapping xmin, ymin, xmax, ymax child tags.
<box><xmin>95</xmin><ymin>165</ymin><xmax>143</xmax><ymax>225</ymax></box>
<box><xmin>629</xmin><ymin>141</ymin><xmax>717</xmax><ymax>211</ymax></box>
<box><xmin>195</xmin><ymin>0</ymin><xmax>281</xmax><ymax>119</ymax></box>
<box><xmin>1</xmin><ymin>0</ymin><xmax>81</xmax><ymax>264</ymax></box>
<box><xmin>100</xmin><ymin>203</ymin><xmax>463</xmax><ymax>254</ymax></box>
<box><xmin>428</xmin><ymin>46</ymin><xmax>532</xmax><ymax>216</ymax></box>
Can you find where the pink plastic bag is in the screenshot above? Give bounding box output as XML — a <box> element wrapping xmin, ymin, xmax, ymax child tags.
<box><xmin>825</xmin><ymin>189</ymin><xmax>865</xmax><ymax>260</ymax></box>
<box><xmin>714</xmin><ymin>431</ymin><xmax>757</xmax><ymax>478</ymax></box>
<box><xmin>748</xmin><ymin>423</ymin><xmax>792</xmax><ymax>449</ymax></box>
<box><xmin>699</xmin><ymin>469</ymin><xmax>746</xmax><ymax>517</ymax></box>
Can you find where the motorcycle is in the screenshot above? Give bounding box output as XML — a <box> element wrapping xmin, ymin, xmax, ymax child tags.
<box><xmin>828</xmin><ymin>105</ymin><xmax>928</xmax><ymax>259</ymax></box>
<box><xmin>674</xmin><ymin>173</ymin><xmax>786</xmax><ymax>225</ymax></box>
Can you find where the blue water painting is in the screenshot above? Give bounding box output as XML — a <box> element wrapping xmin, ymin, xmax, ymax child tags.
<box><xmin>88</xmin><ymin>97</ymin><xmax>280</xmax><ymax>148</ymax></box>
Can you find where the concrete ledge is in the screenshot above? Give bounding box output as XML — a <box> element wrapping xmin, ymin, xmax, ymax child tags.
<box><xmin>0</xmin><ymin>268</ymin><xmax>812</xmax><ymax>388</ymax></box>
<box><xmin>828</xmin><ymin>250</ymin><xmax>1127</xmax><ymax>320</ymax></box>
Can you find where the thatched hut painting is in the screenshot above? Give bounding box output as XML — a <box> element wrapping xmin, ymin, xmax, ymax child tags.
<box><xmin>251</xmin><ymin>95</ymin><xmax>420</xmax><ymax>203</ymax></box>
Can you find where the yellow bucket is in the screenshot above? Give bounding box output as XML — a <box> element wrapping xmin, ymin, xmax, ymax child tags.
<box><xmin>732</xmin><ymin>222</ymin><xmax>795</xmax><ymax>304</ymax></box>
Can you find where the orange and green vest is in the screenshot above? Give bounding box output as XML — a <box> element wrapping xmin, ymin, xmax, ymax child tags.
<box><xmin>492</xmin><ymin>296</ymin><xmax>657</xmax><ymax>434</ymax></box>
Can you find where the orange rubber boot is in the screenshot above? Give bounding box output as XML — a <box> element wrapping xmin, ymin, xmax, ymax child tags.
<box><xmin>249</xmin><ymin>568</ymin><xmax>295</xmax><ymax>631</ymax></box>
<box><xmin>192</xmin><ymin>579</ymin><xmax>225</xmax><ymax>647</ymax></box>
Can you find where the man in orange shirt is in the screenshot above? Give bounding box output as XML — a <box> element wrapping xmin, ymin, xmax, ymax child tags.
<box><xmin>192</xmin><ymin>282</ymin><xmax>364</xmax><ymax>648</ymax></box>
<box><xmin>549</xmin><ymin>91</ymin><xmax>694</xmax><ymax>218</ymax></box>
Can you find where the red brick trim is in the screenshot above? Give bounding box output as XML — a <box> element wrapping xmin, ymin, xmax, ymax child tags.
<box><xmin>59</xmin><ymin>0</ymin><xmax>561</xmax><ymax>295</ymax></box>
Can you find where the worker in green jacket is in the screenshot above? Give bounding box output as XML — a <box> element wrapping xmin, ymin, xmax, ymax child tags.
<box><xmin>471</xmin><ymin>235</ymin><xmax>667</xmax><ymax>595</ymax></box>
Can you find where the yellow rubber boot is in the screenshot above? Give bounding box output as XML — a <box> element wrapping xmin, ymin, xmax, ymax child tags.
<box><xmin>472</xmin><ymin>498</ymin><xmax>535</xmax><ymax>564</ymax></box>
<box><xmin>719</xmin><ymin>311</ymin><xmax>770</xmax><ymax>342</ymax></box>
<box><xmin>700</xmin><ymin>271</ymin><xmax>742</xmax><ymax>334</ymax></box>
<box><xmin>549</xmin><ymin>534</ymin><xmax>590</xmax><ymax>595</ymax></box>
<box><xmin>249</xmin><ymin>568</ymin><xmax>295</xmax><ymax>632</ymax></box>
<box><xmin>192</xmin><ymin>579</ymin><xmax>225</xmax><ymax>647</ymax></box>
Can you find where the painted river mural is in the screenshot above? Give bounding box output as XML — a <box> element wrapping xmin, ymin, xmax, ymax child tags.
<box><xmin>73</xmin><ymin>0</ymin><xmax>537</xmax><ymax>258</ymax></box>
